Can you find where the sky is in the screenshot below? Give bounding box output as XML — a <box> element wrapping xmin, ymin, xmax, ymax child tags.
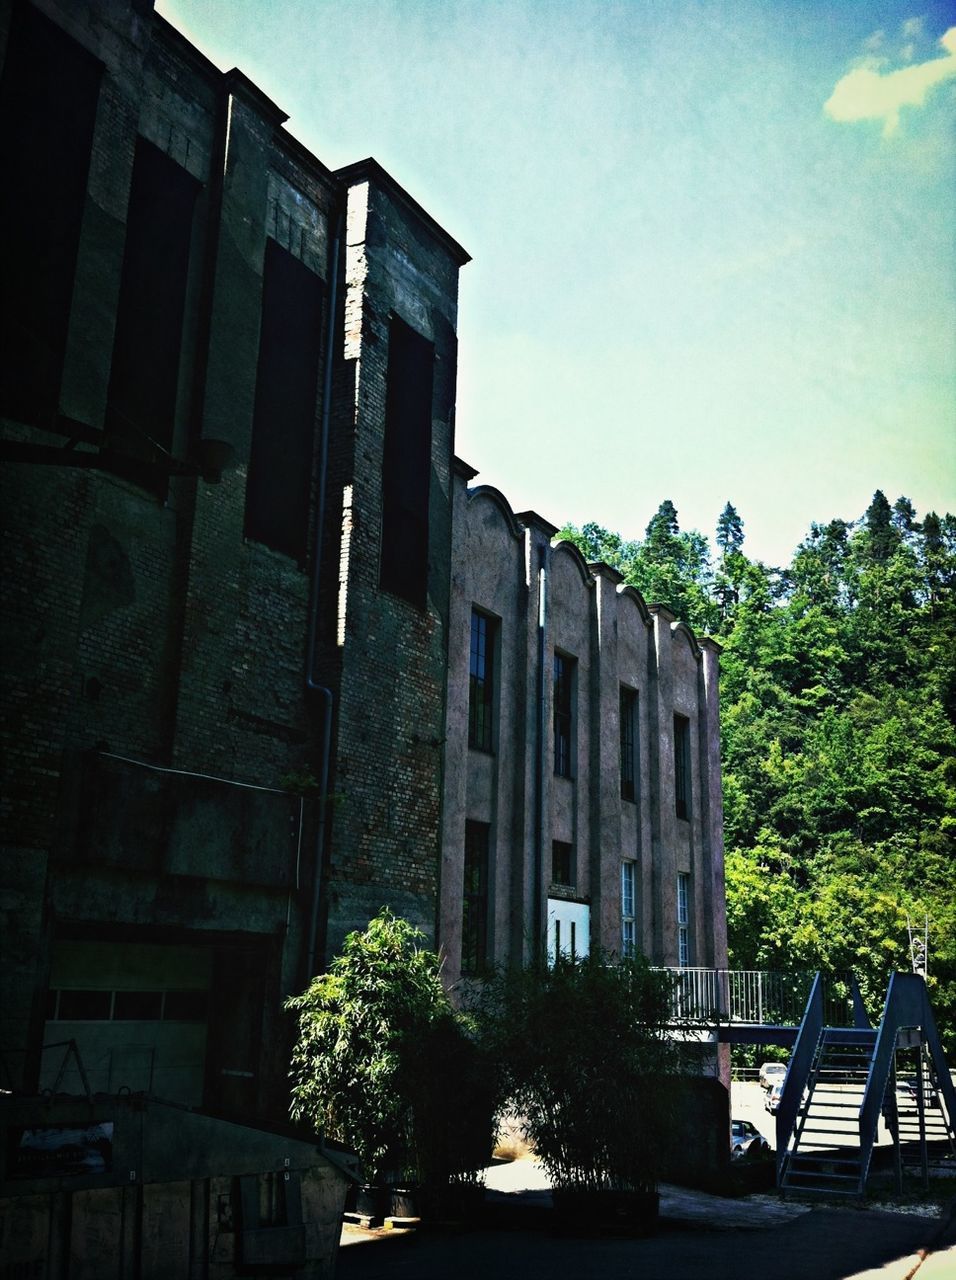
<box><xmin>155</xmin><ymin>0</ymin><xmax>956</xmax><ymax>567</ymax></box>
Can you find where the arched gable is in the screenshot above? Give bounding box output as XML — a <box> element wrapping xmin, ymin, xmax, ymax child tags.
<box><xmin>550</xmin><ymin>537</ymin><xmax>594</xmax><ymax>587</ymax></box>
<box><xmin>465</xmin><ymin>485</ymin><xmax>525</xmax><ymax>541</ymax></box>
<box><xmin>671</xmin><ymin>619</ymin><xmax>702</xmax><ymax>661</ymax></box>
<box><xmin>617</xmin><ymin>583</ymin><xmax>653</xmax><ymax>628</ymax></box>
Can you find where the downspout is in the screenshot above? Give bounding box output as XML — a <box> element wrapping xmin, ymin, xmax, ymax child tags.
<box><xmin>533</xmin><ymin>542</ymin><xmax>547</xmax><ymax>952</ymax></box>
<box><xmin>303</xmin><ymin>199</ymin><xmax>343</xmax><ymax>984</ymax></box>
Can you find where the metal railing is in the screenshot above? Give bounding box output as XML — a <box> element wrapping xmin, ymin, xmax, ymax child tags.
<box><xmin>656</xmin><ymin>968</ymin><xmax>858</xmax><ymax>1027</ymax></box>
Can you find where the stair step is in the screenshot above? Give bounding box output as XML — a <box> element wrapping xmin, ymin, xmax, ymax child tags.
<box><xmin>784</xmin><ymin>1170</ymin><xmax>860</xmax><ymax>1183</ymax></box>
<box><xmin>801</xmin><ymin>1127</ymin><xmax>859</xmax><ymax>1136</ymax></box>
<box><xmin>787</xmin><ymin>1156</ymin><xmax>860</xmax><ymax>1169</ymax></box>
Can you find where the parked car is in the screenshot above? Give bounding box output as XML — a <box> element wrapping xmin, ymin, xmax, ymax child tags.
<box><xmin>759</xmin><ymin>1062</ymin><xmax>787</xmax><ymax>1091</ymax></box>
<box><xmin>896</xmin><ymin>1077</ymin><xmax>941</xmax><ymax>1109</ymax></box>
<box><xmin>731</xmin><ymin>1118</ymin><xmax>771</xmax><ymax>1160</ymax></box>
<box><xmin>766</xmin><ymin>1080</ymin><xmax>784</xmax><ymax>1113</ymax></box>
<box><xmin>896</xmin><ymin>1078</ymin><xmax>918</xmax><ymax>1109</ymax></box>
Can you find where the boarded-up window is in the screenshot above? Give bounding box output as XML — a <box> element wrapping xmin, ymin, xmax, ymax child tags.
<box><xmin>380</xmin><ymin>315</ymin><xmax>434</xmax><ymax>608</ymax></box>
<box><xmin>107</xmin><ymin>138</ymin><xmax>200</xmax><ymax>466</ymax></box>
<box><xmin>0</xmin><ymin>1</ymin><xmax>102</xmax><ymax>425</ymax></box>
<box><xmin>244</xmin><ymin>239</ymin><xmax>324</xmax><ymax>561</ymax></box>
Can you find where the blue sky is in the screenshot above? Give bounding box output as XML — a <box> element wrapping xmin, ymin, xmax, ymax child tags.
<box><xmin>156</xmin><ymin>0</ymin><xmax>956</xmax><ymax>567</ymax></box>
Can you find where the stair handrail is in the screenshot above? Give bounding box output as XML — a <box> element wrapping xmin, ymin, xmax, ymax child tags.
<box><xmin>857</xmin><ymin>972</ymin><xmax>953</xmax><ymax>1188</ymax></box>
<box><xmin>776</xmin><ymin>971</ymin><xmax>824</xmax><ymax>1183</ymax></box>
<box><xmin>915</xmin><ymin>981</ymin><xmax>956</xmax><ymax>1137</ymax></box>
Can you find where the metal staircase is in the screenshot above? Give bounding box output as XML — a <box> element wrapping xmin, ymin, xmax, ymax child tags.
<box><xmin>776</xmin><ymin>972</ymin><xmax>955</xmax><ymax>1198</ymax></box>
<box><xmin>780</xmin><ymin>1026</ymin><xmax>877</xmax><ymax>1196</ymax></box>
<box><xmin>887</xmin><ymin>1039</ymin><xmax>956</xmax><ymax>1180</ymax></box>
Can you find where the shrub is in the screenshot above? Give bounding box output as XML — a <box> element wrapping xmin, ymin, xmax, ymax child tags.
<box><xmin>286</xmin><ymin>909</ymin><xmax>500</xmax><ymax>1190</ymax></box>
<box><xmin>477</xmin><ymin>952</ymin><xmax>685</xmax><ymax>1193</ymax></box>
<box><xmin>286</xmin><ymin>909</ymin><xmax>446</xmax><ymax>1183</ymax></box>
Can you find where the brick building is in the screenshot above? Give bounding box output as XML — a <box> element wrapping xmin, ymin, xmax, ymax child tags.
<box><xmin>0</xmin><ymin>0</ymin><xmax>726</xmax><ymax>1147</ymax></box>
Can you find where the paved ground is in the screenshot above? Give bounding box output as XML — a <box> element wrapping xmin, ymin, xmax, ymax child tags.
<box><xmin>339</xmin><ymin>1084</ymin><xmax>954</xmax><ymax>1278</ymax></box>
<box><xmin>339</xmin><ymin>1154</ymin><xmax>956</xmax><ymax>1280</ymax></box>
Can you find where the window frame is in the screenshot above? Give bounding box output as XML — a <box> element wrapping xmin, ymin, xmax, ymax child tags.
<box><xmin>551</xmin><ymin>839</ymin><xmax>574</xmax><ymax>889</ymax></box>
<box><xmin>620</xmin><ymin>686</ymin><xmax>638</xmax><ymax>802</ymax></box>
<box><xmin>674</xmin><ymin>713</ymin><xmax>691</xmax><ymax>820</ymax></box>
<box><xmin>553</xmin><ymin>651</ymin><xmax>576</xmax><ymax>778</ymax></box>
<box><xmin>621</xmin><ymin>859</ymin><xmax>636</xmax><ymax>957</ymax></box>
<box><xmin>677</xmin><ymin>871</ymin><xmax>690</xmax><ymax>967</ymax></box>
<box><xmin>468</xmin><ymin>608</ymin><xmax>497</xmax><ymax>753</ymax></box>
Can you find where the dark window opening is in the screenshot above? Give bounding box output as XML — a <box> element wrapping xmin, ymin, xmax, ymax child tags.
<box><xmin>380</xmin><ymin>315</ymin><xmax>434</xmax><ymax>608</ymax></box>
<box><xmin>620</xmin><ymin>687</ymin><xmax>637</xmax><ymax>802</ymax></box>
<box><xmin>244</xmin><ymin>238</ymin><xmax>325</xmax><ymax>561</ymax></box>
<box><xmin>468</xmin><ymin>609</ymin><xmax>496</xmax><ymax>751</ymax></box>
<box><xmin>47</xmin><ymin>987</ymin><xmax>208</xmax><ymax>1022</ymax></box>
<box><xmin>107</xmin><ymin>138</ymin><xmax>200</xmax><ymax>486</ymax></box>
<box><xmin>553</xmin><ymin>653</ymin><xmax>575</xmax><ymax>778</ymax></box>
<box><xmin>55</xmin><ymin>990</ymin><xmax>112</xmax><ymax>1021</ymax></box>
<box><xmin>674</xmin><ymin>714</ymin><xmax>690</xmax><ymax>820</ymax></box>
<box><xmin>0</xmin><ymin>1</ymin><xmax>102</xmax><ymax>425</ymax></box>
<box><xmin>551</xmin><ymin>840</ymin><xmax>574</xmax><ymax>887</ymax></box>
<box><xmin>462</xmin><ymin>821</ymin><xmax>489</xmax><ymax>975</ymax></box>
<box><xmin>113</xmin><ymin>990</ymin><xmax>163</xmax><ymax>1021</ymax></box>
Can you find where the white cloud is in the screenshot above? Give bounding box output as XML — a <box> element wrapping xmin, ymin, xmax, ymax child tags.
<box><xmin>825</xmin><ymin>25</ymin><xmax>956</xmax><ymax>136</ymax></box>
<box><xmin>901</xmin><ymin>17</ymin><xmax>924</xmax><ymax>40</ymax></box>
<box><xmin>863</xmin><ymin>29</ymin><xmax>885</xmax><ymax>53</ymax></box>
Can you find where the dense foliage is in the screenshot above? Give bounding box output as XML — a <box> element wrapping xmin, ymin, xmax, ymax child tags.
<box><xmin>560</xmin><ymin>495</ymin><xmax>956</xmax><ymax>1050</ymax></box>
<box><xmin>286</xmin><ymin>909</ymin><xmax>497</xmax><ymax>1185</ymax></box>
<box><xmin>476</xmin><ymin>952</ymin><xmax>684</xmax><ymax>1192</ymax></box>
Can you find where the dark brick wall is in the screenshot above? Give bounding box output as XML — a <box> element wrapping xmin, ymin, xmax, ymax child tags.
<box><xmin>320</xmin><ymin>170</ymin><xmax>466</xmax><ymax>956</ymax></box>
<box><xmin>1</xmin><ymin>1</ymin><xmax>470</xmax><ymax>1108</ymax></box>
<box><xmin>0</xmin><ymin>2</ymin><xmax>342</xmax><ymax>1105</ymax></box>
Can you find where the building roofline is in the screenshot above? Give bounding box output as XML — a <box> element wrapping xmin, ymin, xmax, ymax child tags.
<box><xmin>335</xmin><ymin>158</ymin><xmax>471</xmax><ymax>266</ymax></box>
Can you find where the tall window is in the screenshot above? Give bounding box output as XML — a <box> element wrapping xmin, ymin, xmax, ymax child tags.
<box><xmin>677</xmin><ymin>871</ymin><xmax>690</xmax><ymax>967</ymax></box>
<box><xmin>468</xmin><ymin>610</ymin><xmax>496</xmax><ymax>751</ymax></box>
<box><xmin>0</xmin><ymin>1</ymin><xmax>102</xmax><ymax>426</ymax></box>
<box><xmin>621</xmin><ymin>860</ymin><xmax>636</xmax><ymax>956</ymax></box>
<box><xmin>553</xmin><ymin>653</ymin><xmax>575</xmax><ymax>778</ymax></box>
<box><xmin>380</xmin><ymin>315</ymin><xmax>434</xmax><ymax>608</ymax></box>
<box><xmin>551</xmin><ymin>840</ymin><xmax>574</xmax><ymax>888</ymax></box>
<box><xmin>462</xmin><ymin>821</ymin><xmax>489</xmax><ymax>975</ymax></box>
<box><xmin>244</xmin><ymin>239</ymin><xmax>324</xmax><ymax>561</ymax></box>
<box><xmin>674</xmin><ymin>714</ymin><xmax>690</xmax><ymax>820</ymax></box>
<box><xmin>107</xmin><ymin>138</ymin><xmax>200</xmax><ymax>474</ymax></box>
<box><xmin>620</xmin><ymin>687</ymin><xmax>637</xmax><ymax>802</ymax></box>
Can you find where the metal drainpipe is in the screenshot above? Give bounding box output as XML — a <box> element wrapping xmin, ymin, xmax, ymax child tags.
<box><xmin>533</xmin><ymin>542</ymin><xmax>547</xmax><ymax>953</ymax></box>
<box><xmin>303</xmin><ymin>202</ymin><xmax>343</xmax><ymax>984</ymax></box>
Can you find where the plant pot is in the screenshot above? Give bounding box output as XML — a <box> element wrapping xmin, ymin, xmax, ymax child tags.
<box><xmin>388</xmin><ymin>1186</ymin><xmax>421</xmax><ymax>1219</ymax></box>
<box><xmin>551</xmin><ymin>1186</ymin><xmax>660</xmax><ymax>1236</ymax></box>
<box><xmin>355</xmin><ymin>1184</ymin><xmax>391</xmax><ymax>1223</ymax></box>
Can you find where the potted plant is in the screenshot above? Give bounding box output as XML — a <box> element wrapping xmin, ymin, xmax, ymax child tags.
<box><xmin>286</xmin><ymin>909</ymin><xmax>447</xmax><ymax>1218</ymax></box>
<box><xmin>478</xmin><ymin>951</ymin><xmax>684</xmax><ymax>1233</ymax></box>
